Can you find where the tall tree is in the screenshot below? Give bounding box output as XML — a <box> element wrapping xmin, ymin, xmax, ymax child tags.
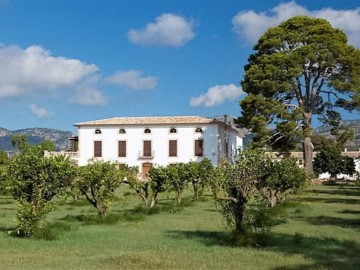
<box><xmin>238</xmin><ymin>16</ymin><xmax>360</xmax><ymax>172</ymax></box>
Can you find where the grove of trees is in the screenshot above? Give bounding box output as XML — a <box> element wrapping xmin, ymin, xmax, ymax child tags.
<box><xmin>0</xmin><ymin>139</ymin><xmax>309</xmax><ymax>245</ymax></box>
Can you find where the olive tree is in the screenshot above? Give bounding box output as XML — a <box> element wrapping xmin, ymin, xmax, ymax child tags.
<box><xmin>238</xmin><ymin>16</ymin><xmax>360</xmax><ymax>172</ymax></box>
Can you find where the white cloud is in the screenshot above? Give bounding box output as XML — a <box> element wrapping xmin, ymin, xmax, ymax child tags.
<box><xmin>127</xmin><ymin>13</ymin><xmax>195</xmax><ymax>47</ymax></box>
<box><xmin>190</xmin><ymin>84</ymin><xmax>243</xmax><ymax>107</ymax></box>
<box><xmin>0</xmin><ymin>44</ymin><xmax>98</xmax><ymax>98</ymax></box>
<box><xmin>232</xmin><ymin>1</ymin><xmax>360</xmax><ymax>46</ymax></box>
<box><xmin>70</xmin><ymin>87</ymin><xmax>107</xmax><ymax>106</ymax></box>
<box><xmin>105</xmin><ymin>70</ymin><xmax>157</xmax><ymax>90</ymax></box>
<box><xmin>30</xmin><ymin>104</ymin><xmax>53</xmax><ymax>118</ymax></box>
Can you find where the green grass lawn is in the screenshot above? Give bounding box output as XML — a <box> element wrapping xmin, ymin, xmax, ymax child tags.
<box><xmin>0</xmin><ymin>183</ymin><xmax>359</xmax><ymax>270</ymax></box>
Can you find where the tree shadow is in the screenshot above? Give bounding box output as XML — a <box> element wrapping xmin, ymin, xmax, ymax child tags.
<box><xmin>166</xmin><ymin>229</ymin><xmax>360</xmax><ymax>269</ymax></box>
<box><xmin>305</xmin><ymin>188</ymin><xmax>359</xmax><ymax>197</ymax></box>
<box><xmin>339</xmin><ymin>209</ymin><xmax>360</xmax><ymax>215</ymax></box>
<box><xmin>303</xmin><ymin>215</ymin><xmax>360</xmax><ymax>228</ymax></box>
<box><xmin>0</xmin><ymin>226</ymin><xmax>15</xmax><ymax>232</ymax></box>
<box><xmin>166</xmin><ymin>230</ymin><xmax>231</xmax><ymax>247</ymax></box>
<box><xmin>293</xmin><ymin>197</ymin><xmax>360</xmax><ymax>204</ymax></box>
<box><xmin>270</xmin><ymin>233</ymin><xmax>360</xmax><ymax>270</ymax></box>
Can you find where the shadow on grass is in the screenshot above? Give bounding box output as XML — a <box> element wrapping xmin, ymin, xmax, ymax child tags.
<box><xmin>0</xmin><ymin>226</ymin><xmax>15</xmax><ymax>232</ymax></box>
<box><xmin>167</xmin><ymin>229</ymin><xmax>360</xmax><ymax>269</ymax></box>
<box><xmin>166</xmin><ymin>230</ymin><xmax>231</xmax><ymax>247</ymax></box>
<box><xmin>270</xmin><ymin>232</ymin><xmax>360</xmax><ymax>270</ymax></box>
<box><xmin>293</xmin><ymin>197</ymin><xmax>360</xmax><ymax>204</ymax></box>
<box><xmin>339</xmin><ymin>209</ymin><xmax>360</xmax><ymax>215</ymax></box>
<box><xmin>59</xmin><ymin>213</ymin><xmax>125</xmax><ymax>225</ymax></box>
<box><xmin>305</xmin><ymin>188</ymin><xmax>360</xmax><ymax>197</ymax></box>
<box><xmin>303</xmin><ymin>215</ymin><xmax>360</xmax><ymax>228</ymax></box>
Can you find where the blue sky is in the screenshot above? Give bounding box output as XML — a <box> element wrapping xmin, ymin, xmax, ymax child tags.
<box><xmin>0</xmin><ymin>0</ymin><xmax>359</xmax><ymax>133</ymax></box>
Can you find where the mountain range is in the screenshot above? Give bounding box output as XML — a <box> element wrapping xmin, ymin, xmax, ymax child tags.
<box><xmin>314</xmin><ymin>119</ymin><xmax>360</xmax><ymax>150</ymax></box>
<box><xmin>0</xmin><ymin>127</ymin><xmax>73</xmax><ymax>151</ymax></box>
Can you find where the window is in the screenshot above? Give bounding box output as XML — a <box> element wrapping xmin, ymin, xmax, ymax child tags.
<box><xmin>170</xmin><ymin>128</ymin><xmax>177</xmax><ymax>133</ymax></box>
<box><xmin>95</xmin><ymin>129</ymin><xmax>101</xmax><ymax>134</ymax></box>
<box><xmin>143</xmin><ymin>140</ymin><xmax>152</xmax><ymax>157</ymax></box>
<box><xmin>118</xmin><ymin>141</ymin><xmax>126</xmax><ymax>157</ymax></box>
<box><xmin>94</xmin><ymin>141</ymin><xmax>102</xmax><ymax>157</ymax></box>
<box><xmin>119</xmin><ymin>129</ymin><xmax>126</xmax><ymax>134</ymax></box>
<box><xmin>195</xmin><ymin>139</ymin><xmax>203</xmax><ymax>157</ymax></box>
<box><xmin>144</xmin><ymin>128</ymin><xmax>151</xmax><ymax>134</ymax></box>
<box><xmin>169</xmin><ymin>140</ymin><xmax>177</xmax><ymax>157</ymax></box>
<box><xmin>118</xmin><ymin>163</ymin><xmax>127</xmax><ymax>169</ymax></box>
<box><xmin>195</xmin><ymin>127</ymin><xmax>203</xmax><ymax>133</ymax></box>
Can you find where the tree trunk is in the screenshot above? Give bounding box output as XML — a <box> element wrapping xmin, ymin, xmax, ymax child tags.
<box><xmin>267</xmin><ymin>189</ymin><xmax>277</xmax><ymax>208</ymax></box>
<box><xmin>234</xmin><ymin>199</ymin><xmax>246</xmax><ymax>234</ymax></box>
<box><xmin>302</xmin><ymin>114</ymin><xmax>313</xmax><ymax>173</ymax></box>
<box><xmin>303</xmin><ymin>136</ymin><xmax>313</xmax><ymax>173</ymax></box>
<box><xmin>175</xmin><ymin>191</ymin><xmax>182</xmax><ymax>204</ymax></box>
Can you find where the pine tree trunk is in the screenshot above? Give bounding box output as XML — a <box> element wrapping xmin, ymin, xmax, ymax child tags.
<box><xmin>302</xmin><ymin>114</ymin><xmax>313</xmax><ymax>173</ymax></box>
<box><xmin>303</xmin><ymin>136</ymin><xmax>313</xmax><ymax>173</ymax></box>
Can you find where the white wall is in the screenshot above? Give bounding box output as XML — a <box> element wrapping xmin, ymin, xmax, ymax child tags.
<box><xmin>77</xmin><ymin>123</ymin><xmax>240</xmax><ymax>172</ymax></box>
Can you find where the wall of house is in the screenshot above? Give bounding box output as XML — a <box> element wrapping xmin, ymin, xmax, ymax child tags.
<box><xmin>77</xmin><ymin>123</ymin><xmax>241</xmax><ymax>172</ymax></box>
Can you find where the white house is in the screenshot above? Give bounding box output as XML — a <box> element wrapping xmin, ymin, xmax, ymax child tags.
<box><xmin>74</xmin><ymin>116</ymin><xmax>243</xmax><ymax>174</ymax></box>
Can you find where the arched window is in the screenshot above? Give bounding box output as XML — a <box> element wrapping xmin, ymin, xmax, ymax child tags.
<box><xmin>170</xmin><ymin>128</ymin><xmax>177</xmax><ymax>133</ymax></box>
<box><xmin>119</xmin><ymin>128</ymin><xmax>126</xmax><ymax>134</ymax></box>
<box><xmin>144</xmin><ymin>128</ymin><xmax>151</xmax><ymax>134</ymax></box>
<box><xmin>95</xmin><ymin>129</ymin><xmax>101</xmax><ymax>134</ymax></box>
<box><xmin>195</xmin><ymin>127</ymin><xmax>203</xmax><ymax>133</ymax></box>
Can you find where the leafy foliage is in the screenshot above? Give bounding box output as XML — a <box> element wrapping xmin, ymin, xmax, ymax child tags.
<box><xmin>211</xmin><ymin>149</ymin><xmax>308</xmax><ymax>245</ymax></box>
<box><xmin>165</xmin><ymin>165</ymin><xmax>184</xmax><ymax>203</ymax></box>
<box><xmin>314</xmin><ymin>148</ymin><xmax>356</xmax><ymax>178</ymax></box>
<box><xmin>8</xmin><ymin>146</ymin><xmax>76</xmax><ymax>236</ymax></box>
<box><xmin>39</xmin><ymin>139</ymin><xmax>56</xmax><ymax>151</ymax></box>
<box><xmin>211</xmin><ymin>149</ymin><xmax>271</xmax><ymax>238</ymax></box>
<box><xmin>75</xmin><ymin>161</ymin><xmax>124</xmax><ymax>217</ymax></box>
<box><xmin>11</xmin><ymin>134</ymin><xmax>29</xmax><ymax>152</ymax></box>
<box><xmin>146</xmin><ymin>166</ymin><xmax>172</xmax><ymax>207</ymax></box>
<box><xmin>259</xmin><ymin>158</ymin><xmax>309</xmax><ymax>207</ymax></box>
<box><xmin>0</xmin><ymin>151</ymin><xmax>10</xmax><ymax>195</ymax></box>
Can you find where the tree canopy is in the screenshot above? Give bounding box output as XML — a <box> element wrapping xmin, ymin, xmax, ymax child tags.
<box><xmin>238</xmin><ymin>16</ymin><xmax>360</xmax><ymax>171</ymax></box>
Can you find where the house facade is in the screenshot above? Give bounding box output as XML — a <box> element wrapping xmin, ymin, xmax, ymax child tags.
<box><xmin>74</xmin><ymin>116</ymin><xmax>243</xmax><ymax>174</ymax></box>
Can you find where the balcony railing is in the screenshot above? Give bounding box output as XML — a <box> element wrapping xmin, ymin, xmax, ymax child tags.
<box><xmin>138</xmin><ymin>150</ymin><xmax>155</xmax><ymax>159</ymax></box>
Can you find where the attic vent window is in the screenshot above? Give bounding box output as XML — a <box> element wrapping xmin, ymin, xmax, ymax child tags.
<box><xmin>95</xmin><ymin>129</ymin><xmax>101</xmax><ymax>134</ymax></box>
<box><xmin>119</xmin><ymin>129</ymin><xmax>126</xmax><ymax>134</ymax></box>
<box><xmin>195</xmin><ymin>128</ymin><xmax>203</xmax><ymax>133</ymax></box>
<box><xmin>144</xmin><ymin>128</ymin><xmax>151</xmax><ymax>134</ymax></box>
<box><xmin>170</xmin><ymin>128</ymin><xmax>177</xmax><ymax>133</ymax></box>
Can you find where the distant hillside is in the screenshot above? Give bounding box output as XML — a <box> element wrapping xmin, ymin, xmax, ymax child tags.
<box><xmin>0</xmin><ymin>127</ymin><xmax>73</xmax><ymax>151</ymax></box>
<box><xmin>314</xmin><ymin>119</ymin><xmax>360</xmax><ymax>150</ymax></box>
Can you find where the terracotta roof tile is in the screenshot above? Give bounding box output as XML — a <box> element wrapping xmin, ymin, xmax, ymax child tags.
<box><xmin>74</xmin><ymin>116</ymin><xmax>215</xmax><ymax>126</ymax></box>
